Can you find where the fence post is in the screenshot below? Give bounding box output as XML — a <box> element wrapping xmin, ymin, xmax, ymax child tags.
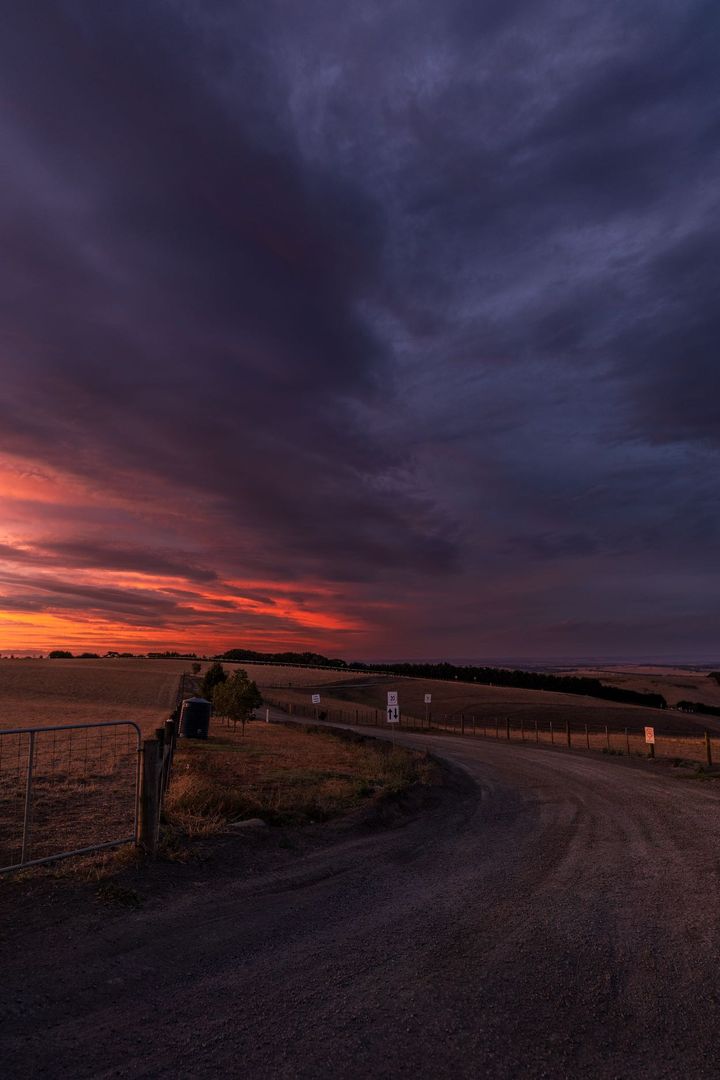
<box><xmin>605</xmin><ymin>725</ymin><xmax>610</xmax><ymax>751</ymax></box>
<box><xmin>521</xmin><ymin>717</ymin><xmax>525</xmax><ymax>742</ymax></box>
<box><xmin>625</xmin><ymin>728</ymin><xmax>630</xmax><ymax>756</ymax></box>
<box><xmin>705</xmin><ymin>730</ymin><xmax>713</xmax><ymax>767</ymax></box>
<box><xmin>461</xmin><ymin>714</ymin><xmax>465</xmax><ymax>736</ymax></box>
<box><xmin>566</xmin><ymin>720</ymin><xmax>571</xmax><ymax>750</ymax></box>
<box><xmin>162</xmin><ymin>718</ymin><xmax>176</xmax><ymax>797</ymax></box>
<box><xmin>585</xmin><ymin>724</ymin><xmax>590</xmax><ymax>750</ymax></box>
<box><xmin>496</xmin><ymin>717</ymin><xmax>499</xmax><ymax>739</ymax></box>
<box><xmin>138</xmin><ymin>737</ymin><xmax>161</xmax><ymax>855</ymax></box>
<box><xmin>506</xmin><ymin>717</ymin><xmax>510</xmax><ymax>741</ymax></box>
<box><xmin>473</xmin><ymin>715</ymin><xmax>476</xmax><ymax>736</ymax></box>
<box><xmin>535</xmin><ymin>719</ymin><xmax>539</xmax><ymax>743</ymax></box>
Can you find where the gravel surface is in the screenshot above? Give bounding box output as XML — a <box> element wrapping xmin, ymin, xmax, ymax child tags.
<box><xmin>3</xmin><ymin>722</ymin><xmax>720</xmax><ymax>1079</ymax></box>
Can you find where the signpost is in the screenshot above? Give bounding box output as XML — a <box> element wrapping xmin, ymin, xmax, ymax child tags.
<box><xmin>387</xmin><ymin>692</ymin><xmax>398</xmax><ymax>707</ymax></box>
<box><xmin>311</xmin><ymin>693</ymin><xmax>320</xmax><ymax>720</ymax></box>
<box><xmin>424</xmin><ymin>693</ymin><xmax>431</xmax><ymax>727</ymax></box>
<box><xmin>645</xmin><ymin>726</ymin><xmax>655</xmax><ymax>758</ymax></box>
<box><xmin>388</xmin><ymin>699</ymin><xmax>399</xmax><ymax>743</ymax></box>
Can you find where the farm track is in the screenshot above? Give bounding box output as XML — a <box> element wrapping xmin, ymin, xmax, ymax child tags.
<box><xmin>3</xmin><ymin>716</ymin><xmax>720</xmax><ymax>1078</ymax></box>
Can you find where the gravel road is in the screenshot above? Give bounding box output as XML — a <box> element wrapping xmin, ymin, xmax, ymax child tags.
<box><xmin>4</xmin><ymin>722</ymin><xmax>720</xmax><ymax>1079</ymax></box>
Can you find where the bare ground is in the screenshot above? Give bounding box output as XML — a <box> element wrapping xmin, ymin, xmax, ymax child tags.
<box><xmin>3</xmin><ymin>715</ymin><xmax>720</xmax><ymax>1078</ymax></box>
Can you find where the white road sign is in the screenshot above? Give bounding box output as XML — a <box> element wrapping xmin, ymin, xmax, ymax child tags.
<box><xmin>387</xmin><ymin>705</ymin><xmax>400</xmax><ymax>724</ymax></box>
<box><xmin>644</xmin><ymin>726</ymin><xmax>655</xmax><ymax>744</ymax></box>
<box><xmin>387</xmin><ymin>691</ymin><xmax>398</xmax><ymax>707</ymax></box>
<box><xmin>311</xmin><ymin>694</ymin><xmax>321</xmax><ymax>705</ymax></box>
<box><xmin>424</xmin><ymin>694</ymin><xmax>432</xmax><ymax>704</ymax></box>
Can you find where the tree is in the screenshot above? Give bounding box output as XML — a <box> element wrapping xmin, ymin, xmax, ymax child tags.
<box><xmin>191</xmin><ymin>661</ymin><xmax>201</xmax><ymax>675</ymax></box>
<box><xmin>213</xmin><ymin>669</ymin><xmax>262</xmax><ymax>734</ymax></box>
<box><xmin>200</xmin><ymin>661</ymin><xmax>227</xmax><ymax>700</ymax></box>
<box><xmin>48</xmin><ymin>650</ymin><xmax>73</xmax><ymax>659</ymax></box>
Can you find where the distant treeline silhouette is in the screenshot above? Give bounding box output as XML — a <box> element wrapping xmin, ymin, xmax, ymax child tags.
<box><xmin>677</xmin><ymin>700</ymin><xmax>720</xmax><ymax>718</ymax></box>
<box><xmin>217</xmin><ymin>648</ymin><xmax>347</xmax><ymax>668</ymax></box>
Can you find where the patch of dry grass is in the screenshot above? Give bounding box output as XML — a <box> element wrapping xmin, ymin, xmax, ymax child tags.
<box><xmin>164</xmin><ymin>722</ymin><xmax>436</xmax><ymax>834</ymax></box>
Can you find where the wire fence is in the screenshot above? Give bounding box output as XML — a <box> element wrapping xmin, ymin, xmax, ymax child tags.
<box><xmin>264</xmin><ymin>696</ymin><xmax>720</xmax><ymax>768</ymax></box>
<box><xmin>0</xmin><ymin>721</ymin><xmax>141</xmax><ymax>873</ymax></box>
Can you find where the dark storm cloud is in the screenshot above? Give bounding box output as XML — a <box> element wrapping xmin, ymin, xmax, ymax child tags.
<box><xmin>0</xmin><ymin>573</ymin><xmax>191</xmax><ymax>619</ymax></box>
<box><xmin>0</xmin><ymin>539</ymin><xmax>218</xmax><ymax>583</ymax></box>
<box><xmin>1</xmin><ymin>0</ymin><xmax>718</xmax><ymax>656</ymax></box>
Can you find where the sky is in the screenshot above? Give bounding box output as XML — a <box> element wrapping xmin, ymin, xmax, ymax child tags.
<box><xmin>0</xmin><ymin>1</ymin><xmax>719</xmax><ymax>662</ymax></box>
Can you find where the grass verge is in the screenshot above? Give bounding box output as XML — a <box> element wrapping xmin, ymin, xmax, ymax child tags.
<box><xmin>164</xmin><ymin>721</ymin><xmax>438</xmax><ymax>835</ymax></box>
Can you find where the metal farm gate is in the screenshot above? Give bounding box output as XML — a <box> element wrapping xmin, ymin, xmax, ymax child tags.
<box><xmin>0</xmin><ymin>721</ymin><xmax>141</xmax><ymax>873</ymax></box>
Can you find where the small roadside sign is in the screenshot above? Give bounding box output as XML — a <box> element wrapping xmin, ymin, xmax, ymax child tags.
<box><xmin>644</xmin><ymin>726</ymin><xmax>655</xmax><ymax>744</ymax></box>
<box><xmin>387</xmin><ymin>691</ymin><xmax>398</xmax><ymax>707</ymax></box>
<box><xmin>424</xmin><ymin>693</ymin><xmax>432</xmax><ymax>704</ymax></box>
<box><xmin>387</xmin><ymin>705</ymin><xmax>400</xmax><ymax>724</ymax></box>
<box><xmin>311</xmin><ymin>694</ymin><xmax>321</xmax><ymax>705</ymax></box>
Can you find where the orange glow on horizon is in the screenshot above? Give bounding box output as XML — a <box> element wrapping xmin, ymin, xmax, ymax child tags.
<box><xmin>0</xmin><ymin>450</ymin><xmax>387</xmax><ymax>656</ymax></box>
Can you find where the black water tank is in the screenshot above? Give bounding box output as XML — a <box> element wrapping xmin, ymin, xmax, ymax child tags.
<box><xmin>179</xmin><ymin>697</ymin><xmax>212</xmax><ymax>739</ymax></box>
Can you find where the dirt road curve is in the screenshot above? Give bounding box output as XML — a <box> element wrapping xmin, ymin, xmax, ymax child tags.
<box><xmin>4</xmin><ymin>722</ymin><xmax>720</xmax><ymax>1079</ymax></box>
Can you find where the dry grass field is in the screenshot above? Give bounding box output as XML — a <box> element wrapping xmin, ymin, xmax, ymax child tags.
<box><xmin>0</xmin><ymin>657</ymin><xmax>364</xmax><ymax>734</ymax></box>
<box><xmin>235</xmin><ymin>663</ymin><xmax>369</xmax><ymax>690</ymax></box>
<box><xmin>564</xmin><ymin>665</ymin><xmax>720</xmax><ymax>709</ymax></box>
<box><xmin>0</xmin><ymin>657</ymin><xmax>189</xmax><ymax>732</ymax></box>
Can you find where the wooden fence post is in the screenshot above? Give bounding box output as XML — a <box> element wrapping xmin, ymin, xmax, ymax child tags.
<box><xmin>566</xmin><ymin>720</ymin><xmax>571</xmax><ymax>750</ymax></box>
<box><xmin>506</xmin><ymin>717</ymin><xmax>511</xmax><ymax>741</ymax></box>
<box><xmin>705</xmin><ymin>730</ymin><xmax>713</xmax><ymax>767</ymax></box>
<box><xmin>535</xmin><ymin>719</ymin><xmax>539</xmax><ymax>743</ymax></box>
<box><xmin>625</xmin><ymin>728</ymin><xmax>630</xmax><ymax>756</ymax></box>
<box><xmin>138</xmin><ymin>737</ymin><xmax>161</xmax><ymax>855</ymax></box>
<box><xmin>521</xmin><ymin>717</ymin><xmax>525</xmax><ymax>742</ymax></box>
<box><xmin>461</xmin><ymin>714</ymin><xmax>465</xmax><ymax>736</ymax></box>
<box><xmin>605</xmin><ymin>725</ymin><xmax>610</xmax><ymax>751</ymax></box>
<box><xmin>550</xmin><ymin>721</ymin><xmax>554</xmax><ymax>745</ymax></box>
<box><xmin>162</xmin><ymin>718</ymin><xmax>176</xmax><ymax>797</ymax></box>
